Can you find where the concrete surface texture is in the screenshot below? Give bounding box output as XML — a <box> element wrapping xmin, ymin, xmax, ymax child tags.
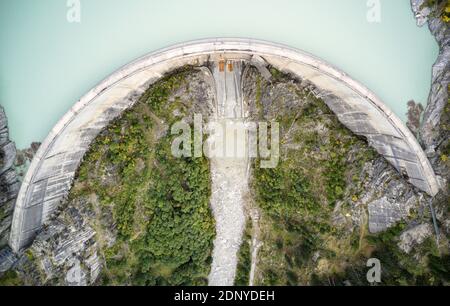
<box><xmin>9</xmin><ymin>38</ymin><xmax>440</xmax><ymax>253</ymax></box>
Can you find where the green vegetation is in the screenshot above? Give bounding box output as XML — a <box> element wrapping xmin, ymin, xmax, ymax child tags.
<box><xmin>247</xmin><ymin>68</ymin><xmax>449</xmax><ymax>286</ymax></box>
<box><xmin>311</xmin><ymin>224</ymin><xmax>449</xmax><ymax>286</ymax></box>
<box><xmin>0</xmin><ymin>270</ymin><xmax>22</xmax><ymax>286</ymax></box>
<box><xmin>422</xmin><ymin>0</ymin><xmax>450</xmax><ymax>23</ymax></box>
<box><xmin>235</xmin><ymin>221</ymin><xmax>252</xmax><ymax>285</ymax></box>
<box><xmin>248</xmin><ymin>71</ymin><xmax>377</xmax><ymax>285</ymax></box>
<box><xmin>70</xmin><ymin>68</ymin><xmax>215</xmax><ymax>285</ymax></box>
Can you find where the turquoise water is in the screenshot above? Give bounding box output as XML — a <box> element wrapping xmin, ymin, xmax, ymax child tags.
<box><xmin>0</xmin><ymin>0</ymin><xmax>439</xmax><ymax>149</ymax></box>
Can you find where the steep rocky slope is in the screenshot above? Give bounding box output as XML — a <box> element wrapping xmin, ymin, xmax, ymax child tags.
<box><xmin>0</xmin><ymin>106</ymin><xmax>19</xmax><ymax>277</ymax></box>
<box><xmin>413</xmin><ymin>0</ymin><xmax>450</xmax><ymax>249</ymax></box>
<box><xmin>0</xmin><ymin>107</ymin><xmax>19</xmax><ymax>249</ymax></box>
<box><xmin>234</xmin><ymin>67</ymin><xmax>447</xmax><ymax>286</ymax></box>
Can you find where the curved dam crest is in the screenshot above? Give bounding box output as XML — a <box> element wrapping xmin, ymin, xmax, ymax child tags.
<box><xmin>9</xmin><ymin>39</ymin><xmax>440</xmax><ymax>257</ymax></box>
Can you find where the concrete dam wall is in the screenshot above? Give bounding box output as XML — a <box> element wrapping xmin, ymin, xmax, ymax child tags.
<box><xmin>9</xmin><ymin>38</ymin><xmax>440</xmax><ymax>252</ymax></box>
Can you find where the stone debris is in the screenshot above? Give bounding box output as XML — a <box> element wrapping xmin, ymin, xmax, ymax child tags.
<box><xmin>65</xmin><ymin>260</ymin><xmax>87</xmax><ymax>286</ymax></box>
<box><xmin>398</xmin><ymin>223</ymin><xmax>433</xmax><ymax>253</ymax></box>
<box><xmin>208</xmin><ymin>157</ymin><xmax>247</xmax><ymax>286</ymax></box>
<box><xmin>208</xmin><ymin>59</ymin><xmax>248</xmax><ymax>286</ymax></box>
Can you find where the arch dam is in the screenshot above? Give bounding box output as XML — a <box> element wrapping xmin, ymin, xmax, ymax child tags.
<box><xmin>9</xmin><ymin>38</ymin><xmax>440</xmax><ymax>253</ymax></box>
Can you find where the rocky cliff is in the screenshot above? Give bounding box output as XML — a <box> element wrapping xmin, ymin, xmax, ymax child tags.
<box><xmin>412</xmin><ymin>0</ymin><xmax>450</xmax><ymax>243</ymax></box>
<box><xmin>0</xmin><ymin>107</ymin><xmax>19</xmax><ymax>249</ymax></box>
<box><xmin>413</xmin><ymin>0</ymin><xmax>449</xmax><ymax>162</ymax></box>
<box><xmin>0</xmin><ymin>106</ymin><xmax>20</xmax><ymax>276</ymax></box>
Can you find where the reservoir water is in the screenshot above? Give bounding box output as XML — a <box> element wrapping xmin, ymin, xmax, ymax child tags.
<box><xmin>0</xmin><ymin>0</ymin><xmax>439</xmax><ymax>149</ymax></box>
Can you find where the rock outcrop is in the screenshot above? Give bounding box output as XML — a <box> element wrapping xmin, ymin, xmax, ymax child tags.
<box><xmin>12</xmin><ymin>197</ymin><xmax>104</xmax><ymax>285</ymax></box>
<box><xmin>406</xmin><ymin>100</ymin><xmax>424</xmax><ymax>138</ymax></box>
<box><xmin>412</xmin><ymin>0</ymin><xmax>450</xmax><ymax>244</ymax></box>
<box><xmin>0</xmin><ymin>106</ymin><xmax>20</xmax><ymax>276</ymax></box>
<box><xmin>412</xmin><ymin>0</ymin><xmax>449</xmax><ymax>164</ymax></box>
<box><xmin>0</xmin><ymin>106</ymin><xmax>19</xmax><ymax>249</ymax></box>
<box><xmin>15</xmin><ymin>142</ymin><xmax>40</xmax><ymax>182</ymax></box>
<box><xmin>398</xmin><ymin>223</ymin><xmax>433</xmax><ymax>253</ymax></box>
<box><xmin>364</xmin><ymin>158</ymin><xmax>428</xmax><ymax>233</ymax></box>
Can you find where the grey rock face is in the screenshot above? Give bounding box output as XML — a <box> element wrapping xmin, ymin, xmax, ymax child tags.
<box><xmin>15</xmin><ymin>142</ymin><xmax>40</xmax><ymax>181</ymax></box>
<box><xmin>416</xmin><ymin>0</ymin><xmax>450</xmax><ymax>152</ymax></box>
<box><xmin>0</xmin><ymin>246</ymin><xmax>17</xmax><ymax>273</ymax></box>
<box><xmin>413</xmin><ymin>0</ymin><xmax>449</xmax><ymax>246</ymax></box>
<box><xmin>411</xmin><ymin>0</ymin><xmax>431</xmax><ymax>27</ymax></box>
<box><xmin>398</xmin><ymin>223</ymin><xmax>433</xmax><ymax>253</ymax></box>
<box><xmin>362</xmin><ymin>158</ymin><xmax>427</xmax><ymax>233</ymax></box>
<box><xmin>0</xmin><ymin>106</ymin><xmax>19</xmax><ymax>249</ymax></box>
<box><xmin>368</xmin><ymin>198</ymin><xmax>411</xmax><ymax>233</ymax></box>
<box><xmin>406</xmin><ymin>100</ymin><xmax>424</xmax><ymax>138</ymax></box>
<box><xmin>14</xmin><ymin>198</ymin><xmax>105</xmax><ymax>285</ymax></box>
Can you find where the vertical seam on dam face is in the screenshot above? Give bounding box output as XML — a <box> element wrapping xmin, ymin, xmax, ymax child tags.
<box><xmin>208</xmin><ymin>58</ymin><xmax>247</xmax><ymax>286</ymax></box>
<box><xmin>9</xmin><ymin>38</ymin><xmax>440</xmax><ymax>253</ymax></box>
